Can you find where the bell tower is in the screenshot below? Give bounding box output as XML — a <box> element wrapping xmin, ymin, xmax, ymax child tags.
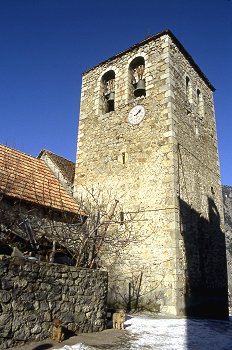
<box><xmin>74</xmin><ymin>30</ymin><xmax>228</xmax><ymax>318</ymax></box>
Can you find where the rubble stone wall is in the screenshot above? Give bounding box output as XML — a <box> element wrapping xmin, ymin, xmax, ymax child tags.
<box><xmin>0</xmin><ymin>196</ymin><xmax>83</xmax><ymax>259</ymax></box>
<box><xmin>0</xmin><ymin>257</ymin><xmax>108</xmax><ymax>349</ymax></box>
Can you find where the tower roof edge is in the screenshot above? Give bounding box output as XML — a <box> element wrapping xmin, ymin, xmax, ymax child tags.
<box><xmin>82</xmin><ymin>29</ymin><xmax>215</xmax><ymax>92</ymax></box>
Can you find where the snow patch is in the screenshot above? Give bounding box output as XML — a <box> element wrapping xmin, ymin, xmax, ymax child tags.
<box><xmin>53</xmin><ymin>315</ymin><xmax>232</xmax><ymax>350</ymax></box>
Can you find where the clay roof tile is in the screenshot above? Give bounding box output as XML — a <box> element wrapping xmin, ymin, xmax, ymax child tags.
<box><xmin>0</xmin><ymin>144</ymin><xmax>82</xmax><ymax>215</ymax></box>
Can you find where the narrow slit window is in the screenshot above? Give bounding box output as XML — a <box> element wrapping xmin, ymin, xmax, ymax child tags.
<box><xmin>197</xmin><ymin>89</ymin><xmax>204</xmax><ymax>118</ymax></box>
<box><xmin>122</xmin><ymin>152</ymin><xmax>126</xmax><ymax>165</ymax></box>
<box><xmin>120</xmin><ymin>211</ymin><xmax>124</xmax><ymax>225</ymax></box>
<box><xmin>186</xmin><ymin>76</ymin><xmax>192</xmax><ymax>103</ymax></box>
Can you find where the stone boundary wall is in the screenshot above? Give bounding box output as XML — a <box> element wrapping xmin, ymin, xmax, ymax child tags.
<box><xmin>0</xmin><ymin>257</ymin><xmax>108</xmax><ymax>349</ymax></box>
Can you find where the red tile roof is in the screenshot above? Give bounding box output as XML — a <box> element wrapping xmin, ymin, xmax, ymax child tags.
<box><xmin>0</xmin><ymin>144</ymin><xmax>81</xmax><ymax>214</ymax></box>
<box><xmin>38</xmin><ymin>149</ymin><xmax>75</xmax><ymax>185</ymax></box>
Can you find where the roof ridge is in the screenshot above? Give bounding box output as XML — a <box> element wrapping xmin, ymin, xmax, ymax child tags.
<box><xmin>38</xmin><ymin>149</ymin><xmax>75</xmax><ymax>164</ymax></box>
<box><xmin>0</xmin><ymin>143</ymin><xmax>41</xmax><ymax>162</ymax></box>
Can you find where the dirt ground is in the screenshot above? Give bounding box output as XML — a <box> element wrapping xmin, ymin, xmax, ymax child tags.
<box><xmin>5</xmin><ymin>312</ymin><xmax>177</xmax><ymax>350</ymax></box>
<box><xmin>7</xmin><ymin>327</ymin><xmax>128</xmax><ymax>350</ymax></box>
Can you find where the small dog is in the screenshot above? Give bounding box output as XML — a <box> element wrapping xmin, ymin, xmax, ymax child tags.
<box><xmin>52</xmin><ymin>318</ymin><xmax>64</xmax><ymax>343</ymax></box>
<box><xmin>112</xmin><ymin>309</ymin><xmax>126</xmax><ymax>330</ymax></box>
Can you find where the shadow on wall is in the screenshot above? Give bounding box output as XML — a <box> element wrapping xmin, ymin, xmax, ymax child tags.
<box><xmin>180</xmin><ymin>196</ymin><xmax>229</xmax><ymax>320</ymax></box>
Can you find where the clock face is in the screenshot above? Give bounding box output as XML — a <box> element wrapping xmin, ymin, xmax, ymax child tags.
<box><xmin>128</xmin><ymin>105</ymin><xmax>145</xmax><ymax>125</ymax></box>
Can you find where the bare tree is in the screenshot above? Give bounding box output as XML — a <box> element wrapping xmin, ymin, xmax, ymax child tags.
<box><xmin>1</xmin><ymin>163</ymin><xmax>175</xmax><ymax>312</ymax></box>
<box><xmin>40</xmin><ymin>185</ymin><xmax>144</xmax><ymax>268</ymax></box>
<box><xmin>0</xmin><ymin>162</ymin><xmax>142</xmax><ymax>269</ymax></box>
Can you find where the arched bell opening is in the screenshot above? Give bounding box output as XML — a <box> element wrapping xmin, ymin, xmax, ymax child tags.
<box><xmin>102</xmin><ymin>70</ymin><xmax>115</xmax><ymax>113</ymax></box>
<box><xmin>129</xmin><ymin>57</ymin><xmax>146</xmax><ymax>98</ymax></box>
<box><xmin>197</xmin><ymin>88</ymin><xmax>204</xmax><ymax>119</ymax></box>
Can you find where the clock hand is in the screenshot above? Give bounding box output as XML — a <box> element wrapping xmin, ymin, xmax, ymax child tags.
<box><xmin>135</xmin><ymin>109</ymin><xmax>141</xmax><ymax>116</ymax></box>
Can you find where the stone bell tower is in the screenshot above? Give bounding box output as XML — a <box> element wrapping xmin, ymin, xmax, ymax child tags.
<box><xmin>74</xmin><ymin>30</ymin><xmax>228</xmax><ymax>318</ymax></box>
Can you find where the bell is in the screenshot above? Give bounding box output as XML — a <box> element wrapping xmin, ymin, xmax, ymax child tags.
<box><xmin>134</xmin><ymin>79</ymin><xmax>146</xmax><ymax>97</ymax></box>
<box><xmin>105</xmin><ymin>92</ymin><xmax>115</xmax><ymax>101</ymax></box>
<box><xmin>105</xmin><ymin>92</ymin><xmax>115</xmax><ymax>112</ymax></box>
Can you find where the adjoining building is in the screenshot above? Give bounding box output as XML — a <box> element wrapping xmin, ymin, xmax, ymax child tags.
<box><xmin>74</xmin><ymin>30</ymin><xmax>228</xmax><ymax>319</ymax></box>
<box><xmin>0</xmin><ymin>144</ymin><xmax>83</xmax><ymax>263</ymax></box>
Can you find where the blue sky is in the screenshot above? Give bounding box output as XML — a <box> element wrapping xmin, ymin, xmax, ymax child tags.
<box><xmin>0</xmin><ymin>0</ymin><xmax>231</xmax><ymax>184</ymax></box>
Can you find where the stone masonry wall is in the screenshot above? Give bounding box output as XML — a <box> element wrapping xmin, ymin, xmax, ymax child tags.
<box><xmin>0</xmin><ymin>257</ymin><xmax>108</xmax><ymax>349</ymax></box>
<box><xmin>0</xmin><ymin>197</ymin><xmax>83</xmax><ymax>259</ymax></box>
<box><xmin>168</xmin><ymin>37</ymin><xmax>228</xmax><ymax>318</ymax></box>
